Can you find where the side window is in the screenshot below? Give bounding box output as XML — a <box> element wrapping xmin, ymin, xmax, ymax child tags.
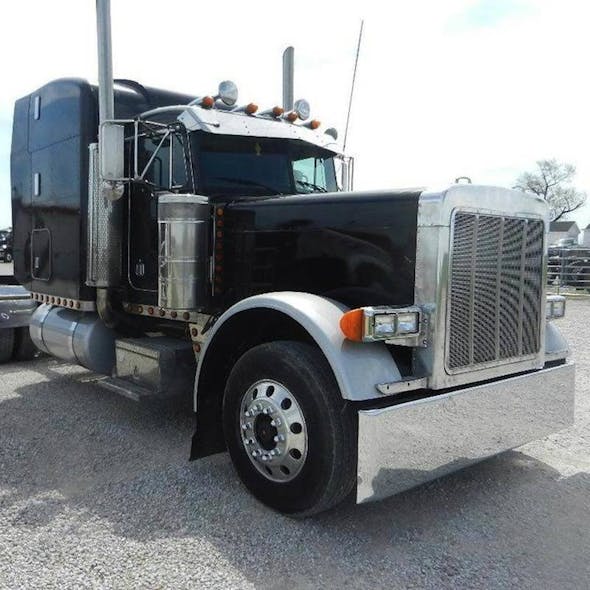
<box><xmin>292</xmin><ymin>156</ymin><xmax>337</xmax><ymax>193</ymax></box>
<box><xmin>293</xmin><ymin>157</ymin><xmax>327</xmax><ymax>192</ymax></box>
<box><xmin>138</xmin><ymin>131</ymin><xmax>188</xmax><ymax>190</ymax></box>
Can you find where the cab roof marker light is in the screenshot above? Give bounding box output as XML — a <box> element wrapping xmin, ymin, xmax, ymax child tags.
<box><xmin>232</xmin><ymin>102</ymin><xmax>259</xmax><ymax>115</ymax></box>
<box><xmin>187</xmin><ymin>81</ymin><xmax>238</xmax><ymax>109</ymax></box>
<box><xmin>187</xmin><ymin>95</ymin><xmax>215</xmax><ymax>108</ymax></box>
<box><xmin>303</xmin><ymin>119</ymin><xmax>321</xmax><ymax>130</ymax></box>
<box><xmin>201</xmin><ymin>96</ymin><xmax>215</xmax><ymax>109</ymax></box>
<box><xmin>259</xmin><ymin>106</ymin><xmax>284</xmax><ymax>118</ymax></box>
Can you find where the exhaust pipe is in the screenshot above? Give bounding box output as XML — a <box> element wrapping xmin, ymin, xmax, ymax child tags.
<box><xmin>282</xmin><ymin>47</ymin><xmax>294</xmax><ymax>111</ymax></box>
<box><xmin>94</xmin><ymin>0</ymin><xmax>122</xmax><ymax>324</ymax></box>
<box><xmin>96</xmin><ymin>0</ymin><xmax>114</xmax><ymax>123</ymax></box>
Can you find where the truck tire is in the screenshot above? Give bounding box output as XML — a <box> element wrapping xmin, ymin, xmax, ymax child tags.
<box><xmin>0</xmin><ymin>328</ymin><xmax>15</xmax><ymax>363</ymax></box>
<box><xmin>13</xmin><ymin>326</ymin><xmax>38</xmax><ymax>361</ymax></box>
<box><xmin>222</xmin><ymin>340</ymin><xmax>356</xmax><ymax>517</ymax></box>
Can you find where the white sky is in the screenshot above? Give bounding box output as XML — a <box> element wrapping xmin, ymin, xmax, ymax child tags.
<box><xmin>1</xmin><ymin>0</ymin><xmax>589</xmax><ymax>229</ymax></box>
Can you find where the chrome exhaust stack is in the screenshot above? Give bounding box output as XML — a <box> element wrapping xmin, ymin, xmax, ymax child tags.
<box><xmin>92</xmin><ymin>0</ymin><xmax>122</xmax><ymax>324</ymax></box>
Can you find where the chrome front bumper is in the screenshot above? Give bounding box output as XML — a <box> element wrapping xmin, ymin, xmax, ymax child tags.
<box><xmin>357</xmin><ymin>362</ymin><xmax>575</xmax><ymax>503</ymax></box>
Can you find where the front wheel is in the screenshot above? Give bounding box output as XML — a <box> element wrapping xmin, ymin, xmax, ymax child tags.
<box><xmin>222</xmin><ymin>341</ymin><xmax>356</xmax><ymax>517</ymax></box>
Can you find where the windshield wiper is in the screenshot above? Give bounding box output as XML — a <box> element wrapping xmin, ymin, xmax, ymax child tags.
<box><xmin>295</xmin><ymin>179</ymin><xmax>327</xmax><ymax>193</ymax></box>
<box><xmin>210</xmin><ymin>176</ymin><xmax>285</xmax><ymax>195</ymax></box>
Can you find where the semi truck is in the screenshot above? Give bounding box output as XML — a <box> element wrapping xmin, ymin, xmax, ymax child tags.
<box><xmin>9</xmin><ymin>1</ymin><xmax>574</xmax><ymax>516</ymax></box>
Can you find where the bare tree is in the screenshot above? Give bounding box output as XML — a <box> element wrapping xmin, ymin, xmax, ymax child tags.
<box><xmin>514</xmin><ymin>159</ymin><xmax>586</xmax><ymax>221</ymax></box>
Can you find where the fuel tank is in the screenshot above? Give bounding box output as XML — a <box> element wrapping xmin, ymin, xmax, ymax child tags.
<box><xmin>30</xmin><ymin>304</ymin><xmax>116</xmax><ymax>374</ymax></box>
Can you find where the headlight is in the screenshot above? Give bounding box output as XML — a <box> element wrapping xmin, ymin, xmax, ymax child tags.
<box><xmin>396</xmin><ymin>312</ymin><xmax>420</xmax><ymax>335</ymax></box>
<box><xmin>546</xmin><ymin>295</ymin><xmax>566</xmax><ymax>320</ymax></box>
<box><xmin>340</xmin><ymin>306</ymin><xmax>422</xmax><ymax>344</ymax></box>
<box><xmin>373</xmin><ymin>314</ymin><xmax>397</xmax><ymax>338</ymax></box>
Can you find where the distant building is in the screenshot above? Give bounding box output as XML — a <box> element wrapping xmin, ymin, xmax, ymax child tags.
<box><xmin>581</xmin><ymin>224</ymin><xmax>590</xmax><ymax>247</ymax></box>
<box><xmin>548</xmin><ymin>221</ymin><xmax>580</xmax><ymax>245</ymax></box>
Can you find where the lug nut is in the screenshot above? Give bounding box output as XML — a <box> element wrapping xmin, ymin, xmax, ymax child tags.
<box><xmin>273</xmin><ymin>434</ymin><xmax>285</xmax><ymax>443</ymax></box>
<box><xmin>245</xmin><ymin>411</ymin><xmax>251</xmax><ymax>417</ymax></box>
<box><xmin>270</xmin><ymin>419</ymin><xmax>282</xmax><ymax>427</ymax></box>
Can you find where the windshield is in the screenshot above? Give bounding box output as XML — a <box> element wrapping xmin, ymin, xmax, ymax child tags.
<box><xmin>194</xmin><ymin>134</ymin><xmax>338</xmax><ymax>197</ymax></box>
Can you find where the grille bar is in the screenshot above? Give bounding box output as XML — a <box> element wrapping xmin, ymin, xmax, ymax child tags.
<box><xmin>447</xmin><ymin>213</ymin><xmax>544</xmax><ymax>371</ymax></box>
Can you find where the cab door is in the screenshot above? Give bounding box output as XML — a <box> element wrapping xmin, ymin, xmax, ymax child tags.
<box><xmin>128</xmin><ymin>130</ymin><xmax>192</xmax><ymax>294</ymax></box>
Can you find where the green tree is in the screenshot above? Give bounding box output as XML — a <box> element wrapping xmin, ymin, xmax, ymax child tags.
<box><xmin>514</xmin><ymin>159</ymin><xmax>586</xmax><ymax>221</ymax></box>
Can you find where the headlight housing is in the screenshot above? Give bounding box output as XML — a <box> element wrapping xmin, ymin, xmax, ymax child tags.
<box><xmin>340</xmin><ymin>306</ymin><xmax>422</xmax><ymax>344</ymax></box>
<box><xmin>546</xmin><ymin>295</ymin><xmax>566</xmax><ymax>320</ymax></box>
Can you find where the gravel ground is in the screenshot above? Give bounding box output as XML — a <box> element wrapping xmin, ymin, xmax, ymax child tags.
<box><xmin>0</xmin><ymin>300</ymin><xmax>588</xmax><ymax>589</ymax></box>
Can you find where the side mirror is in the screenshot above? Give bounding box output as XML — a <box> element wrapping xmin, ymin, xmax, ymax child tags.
<box><xmin>99</xmin><ymin>122</ymin><xmax>125</xmax><ymax>181</ymax></box>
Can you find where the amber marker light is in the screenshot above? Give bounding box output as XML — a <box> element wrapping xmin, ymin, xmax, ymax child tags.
<box><xmin>309</xmin><ymin>119</ymin><xmax>321</xmax><ymax>130</ymax></box>
<box><xmin>245</xmin><ymin>103</ymin><xmax>258</xmax><ymax>115</ymax></box>
<box><xmin>272</xmin><ymin>106</ymin><xmax>284</xmax><ymax>117</ymax></box>
<box><xmin>286</xmin><ymin>111</ymin><xmax>298</xmax><ymax>122</ymax></box>
<box><xmin>339</xmin><ymin>308</ymin><xmax>364</xmax><ymax>342</ymax></box>
<box><xmin>201</xmin><ymin>96</ymin><xmax>215</xmax><ymax>108</ymax></box>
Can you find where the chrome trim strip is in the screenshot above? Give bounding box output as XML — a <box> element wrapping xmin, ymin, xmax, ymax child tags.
<box><xmin>357</xmin><ymin>361</ymin><xmax>575</xmax><ymax>504</ymax></box>
<box><xmin>122</xmin><ymin>300</ymin><xmax>210</xmax><ymax>324</ymax></box>
<box><xmin>30</xmin><ymin>293</ymin><xmax>96</xmax><ymax>312</ymax></box>
<box><xmin>375</xmin><ymin>377</ymin><xmax>428</xmax><ymax>396</ymax></box>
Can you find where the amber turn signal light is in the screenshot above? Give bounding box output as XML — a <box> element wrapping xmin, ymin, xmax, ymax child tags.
<box><xmin>245</xmin><ymin>103</ymin><xmax>258</xmax><ymax>115</ymax></box>
<box><xmin>339</xmin><ymin>308</ymin><xmax>364</xmax><ymax>342</ymax></box>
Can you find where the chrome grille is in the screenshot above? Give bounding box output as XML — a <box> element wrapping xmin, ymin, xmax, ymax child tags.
<box><xmin>447</xmin><ymin>212</ymin><xmax>544</xmax><ymax>370</ymax></box>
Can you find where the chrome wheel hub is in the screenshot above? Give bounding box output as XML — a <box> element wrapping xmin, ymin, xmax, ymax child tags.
<box><xmin>239</xmin><ymin>379</ymin><xmax>308</xmax><ymax>482</ymax></box>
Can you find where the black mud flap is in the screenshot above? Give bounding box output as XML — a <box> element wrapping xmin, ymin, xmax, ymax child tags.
<box><xmin>189</xmin><ymin>394</ymin><xmax>226</xmax><ymax>460</ymax></box>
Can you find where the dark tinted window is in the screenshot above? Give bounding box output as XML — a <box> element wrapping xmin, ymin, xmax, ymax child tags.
<box><xmin>197</xmin><ymin>135</ymin><xmax>292</xmax><ymax>196</ymax></box>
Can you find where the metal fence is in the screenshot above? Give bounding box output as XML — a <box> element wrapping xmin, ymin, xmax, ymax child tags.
<box><xmin>547</xmin><ymin>252</ymin><xmax>590</xmax><ymax>296</ymax></box>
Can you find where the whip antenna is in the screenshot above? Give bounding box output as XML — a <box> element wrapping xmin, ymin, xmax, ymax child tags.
<box><xmin>343</xmin><ymin>20</ymin><xmax>364</xmax><ymax>152</ymax></box>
